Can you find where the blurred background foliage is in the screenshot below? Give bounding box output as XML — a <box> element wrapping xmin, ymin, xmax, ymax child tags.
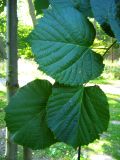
<box><xmin>0</xmin><ymin>13</ymin><xmax>33</xmax><ymax>58</ymax></box>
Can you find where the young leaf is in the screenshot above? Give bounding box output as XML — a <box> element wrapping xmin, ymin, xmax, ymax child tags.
<box><xmin>90</xmin><ymin>0</ymin><xmax>120</xmax><ymax>42</ymax></box>
<box><xmin>29</xmin><ymin>7</ymin><xmax>104</xmax><ymax>85</ymax></box>
<box><xmin>47</xmin><ymin>84</ymin><xmax>109</xmax><ymax>148</ymax></box>
<box><xmin>5</xmin><ymin>79</ymin><xmax>56</xmax><ymax>150</ymax></box>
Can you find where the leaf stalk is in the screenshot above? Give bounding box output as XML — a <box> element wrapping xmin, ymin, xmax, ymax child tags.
<box><xmin>103</xmin><ymin>40</ymin><xmax>117</xmax><ymax>57</ymax></box>
<box><xmin>78</xmin><ymin>146</ymin><xmax>81</xmax><ymax>160</ymax></box>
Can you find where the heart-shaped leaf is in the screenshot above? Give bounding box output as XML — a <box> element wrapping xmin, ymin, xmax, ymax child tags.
<box><xmin>29</xmin><ymin>7</ymin><xmax>104</xmax><ymax>85</ymax></box>
<box><xmin>47</xmin><ymin>84</ymin><xmax>109</xmax><ymax>148</ymax></box>
<box><xmin>5</xmin><ymin>79</ymin><xmax>56</xmax><ymax>150</ymax></box>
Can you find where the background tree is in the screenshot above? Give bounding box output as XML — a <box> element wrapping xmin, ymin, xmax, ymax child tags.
<box><xmin>27</xmin><ymin>0</ymin><xmax>36</xmax><ymax>27</ymax></box>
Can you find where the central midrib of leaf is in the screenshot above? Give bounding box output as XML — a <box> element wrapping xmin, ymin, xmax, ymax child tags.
<box><xmin>33</xmin><ymin>39</ymin><xmax>91</xmax><ymax>47</ymax></box>
<box><xmin>84</xmin><ymin>90</ymin><xmax>104</xmax><ymax>131</ymax></box>
<box><xmin>46</xmin><ymin>48</ymin><xmax>89</xmax><ymax>73</ymax></box>
<box><xmin>54</xmin><ymin>87</ymin><xmax>84</xmax><ymax>134</ymax></box>
<box><xmin>35</xmin><ymin>42</ymin><xmax>90</xmax><ymax>75</ymax></box>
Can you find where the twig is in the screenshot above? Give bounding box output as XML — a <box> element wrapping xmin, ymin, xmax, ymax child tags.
<box><xmin>78</xmin><ymin>146</ymin><xmax>81</xmax><ymax>160</ymax></box>
<box><xmin>92</xmin><ymin>47</ymin><xmax>108</xmax><ymax>49</ymax></box>
<box><xmin>103</xmin><ymin>40</ymin><xmax>117</xmax><ymax>57</ymax></box>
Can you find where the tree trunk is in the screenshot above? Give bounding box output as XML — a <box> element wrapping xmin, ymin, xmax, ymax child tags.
<box><xmin>22</xmin><ymin>1</ymin><xmax>35</xmax><ymax>159</ymax></box>
<box><xmin>6</xmin><ymin>0</ymin><xmax>18</xmax><ymax>159</ymax></box>
<box><xmin>27</xmin><ymin>0</ymin><xmax>36</xmax><ymax>27</ymax></box>
<box><xmin>23</xmin><ymin>147</ymin><xmax>32</xmax><ymax>160</ymax></box>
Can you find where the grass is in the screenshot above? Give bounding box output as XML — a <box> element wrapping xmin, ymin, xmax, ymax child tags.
<box><xmin>91</xmin><ymin>77</ymin><xmax>120</xmax><ymax>85</ymax></box>
<box><xmin>107</xmin><ymin>94</ymin><xmax>120</xmax><ymax>121</ymax></box>
<box><xmin>0</xmin><ymin>90</ymin><xmax>120</xmax><ymax>160</ymax></box>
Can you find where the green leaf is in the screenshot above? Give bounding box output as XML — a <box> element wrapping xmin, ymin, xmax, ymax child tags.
<box><xmin>47</xmin><ymin>84</ymin><xmax>109</xmax><ymax>148</ymax></box>
<box><xmin>90</xmin><ymin>0</ymin><xmax>120</xmax><ymax>42</ymax></box>
<box><xmin>5</xmin><ymin>79</ymin><xmax>56</xmax><ymax>150</ymax></box>
<box><xmin>109</xmin><ymin>0</ymin><xmax>120</xmax><ymax>42</ymax></box>
<box><xmin>50</xmin><ymin>0</ymin><xmax>93</xmax><ymax>17</ymax></box>
<box><xmin>29</xmin><ymin>7</ymin><xmax>104</xmax><ymax>85</ymax></box>
<box><xmin>49</xmin><ymin>0</ymin><xmax>73</xmax><ymax>8</ymax></box>
<box><xmin>71</xmin><ymin>0</ymin><xmax>93</xmax><ymax>17</ymax></box>
<box><xmin>34</xmin><ymin>0</ymin><xmax>49</xmax><ymax>15</ymax></box>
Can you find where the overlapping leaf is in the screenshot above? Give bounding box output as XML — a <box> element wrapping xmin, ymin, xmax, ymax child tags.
<box><xmin>5</xmin><ymin>79</ymin><xmax>56</xmax><ymax>149</ymax></box>
<box><xmin>47</xmin><ymin>84</ymin><xmax>109</xmax><ymax>148</ymax></box>
<box><xmin>90</xmin><ymin>0</ymin><xmax>120</xmax><ymax>42</ymax></box>
<box><xmin>71</xmin><ymin>0</ymin><xmax>93</xmax><ymax>17</ymax></box>
<box><xmin>49</xmin><ymin>0</ymin><xmax>73</xmax><ymax>8</ymax></box>
<box><xmin>109</xmin><ymin>0</ymin><xmax>120</xmax><ymax>42</ymax></box>
<box><xmin>50</xmin><ymin>0</ymin><xmax>93</xmax><ymax>17</ymax></box>
<box><xmin>30</xmin><ymin>7</ymin><xmax>104</xmax><ymax>85</ymax></box>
